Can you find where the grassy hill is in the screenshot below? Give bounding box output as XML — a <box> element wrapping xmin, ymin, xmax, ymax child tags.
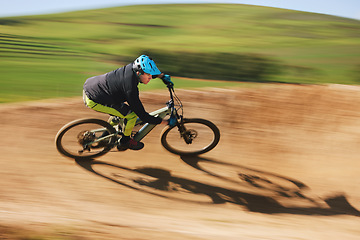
<box><xmin>0</xmin><ymin>4</ymin><xmax>359</xmax><ymax>103</ymax></box>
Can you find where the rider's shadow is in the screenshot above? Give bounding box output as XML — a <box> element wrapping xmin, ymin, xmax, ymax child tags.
<box><xmin>75</xmin><ymin>157</ymin><xmax>360</xmax><ymax>216</ymax></box>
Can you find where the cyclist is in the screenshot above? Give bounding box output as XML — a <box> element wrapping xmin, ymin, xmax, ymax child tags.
<box><xmin>83</xmin><ymin>55</ymin><xmax>172</xmax><ymax>151</ymax></box>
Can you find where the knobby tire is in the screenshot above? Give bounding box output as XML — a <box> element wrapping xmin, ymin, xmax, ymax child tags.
<box><xmin>55</xmin><ymin>118</ymin><xmax>117</xmax><ymax>159</ymax></box>
<box><xmin>161</xmin><ymin>118</ymin><xmax>220</xmax><ymax>156</ymax></box>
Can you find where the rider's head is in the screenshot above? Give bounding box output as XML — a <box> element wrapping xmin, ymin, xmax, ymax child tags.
<box><xmin>133</xmin><ymin>55</ymin><xmax>161</xmax><ymax>84</ymax></box>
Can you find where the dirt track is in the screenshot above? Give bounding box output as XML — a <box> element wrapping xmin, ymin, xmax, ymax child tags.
<box><xmin>1</xmin><ymin>84</ymin><xmax>360</xmax><ymax>239</ymax></box>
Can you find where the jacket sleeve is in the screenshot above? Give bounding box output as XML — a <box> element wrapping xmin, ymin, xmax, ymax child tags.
<box><xmin>125</xmin><ymin>87</ymin><xmax>162</xmax><ymax>125</ymax></box>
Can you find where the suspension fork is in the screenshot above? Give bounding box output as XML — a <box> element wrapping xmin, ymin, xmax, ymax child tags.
<box><xmin>176</xmin><ymin>118</ymin><xmax>192</xmax><ymax>144</ymax></box>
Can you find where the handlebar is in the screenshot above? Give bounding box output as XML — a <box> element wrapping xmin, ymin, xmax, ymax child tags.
<box><xmin>160</xmin><ymin>74</ymin><xmax>174</xmax><ymax>88</ymax></box>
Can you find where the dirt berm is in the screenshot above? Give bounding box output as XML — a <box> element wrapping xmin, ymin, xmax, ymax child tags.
<box><xmin>1</xmin><ymin>84</ymin><xmax>360</xmax><ymax>239</ymax></box>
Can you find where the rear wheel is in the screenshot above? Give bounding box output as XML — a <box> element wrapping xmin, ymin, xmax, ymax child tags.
<box><xmin>55</xmin><ymin>118</ymin><xmax>117</xmax><ymax>159</ymax></box>
<box><xmin>161</xmin><ymin>118</ymin><xmax>220</xmax><ymax>156</ymax></box>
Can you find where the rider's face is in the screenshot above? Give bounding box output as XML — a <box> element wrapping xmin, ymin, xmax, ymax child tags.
<box><xmin>139</xmin><ymin>72</ymin><xmax>152</xmax><ymax>84</ymax></box>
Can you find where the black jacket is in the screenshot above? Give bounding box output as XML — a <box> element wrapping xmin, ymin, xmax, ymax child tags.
<box><xmin>83</xmin><ymin>64</ymin><xmax>162</xmax><ymax>125</ymax></box>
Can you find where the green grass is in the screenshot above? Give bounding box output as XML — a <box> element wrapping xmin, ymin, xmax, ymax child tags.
<box><xmin>0</xmin><ymin>4</ymin><xmax>359</xmax><ymax>103</ymax></box>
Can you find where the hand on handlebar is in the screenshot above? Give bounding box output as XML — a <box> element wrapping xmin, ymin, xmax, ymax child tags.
<box><xmin>161</xmin><ymin>74</ymin><xmax>174</xmax><ymax>87</ymax></box>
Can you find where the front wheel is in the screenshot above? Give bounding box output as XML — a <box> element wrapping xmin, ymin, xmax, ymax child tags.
<box><xmin>161</xmin><ymin>118</ymin><xmax>220</xmax><ymax>156</ymax></box>
<box><xmin>55</xmin><ymin>118</ymin><xmax>117</xmax><ymax>159</ymax></box>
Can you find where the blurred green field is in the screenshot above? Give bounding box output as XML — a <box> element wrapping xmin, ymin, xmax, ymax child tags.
<box><xmin>0</xmin><ymin>4</ymin><xmax>359</xmax><ymax>103</ymax></box>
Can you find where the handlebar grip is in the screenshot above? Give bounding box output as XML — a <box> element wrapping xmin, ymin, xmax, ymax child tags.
<box><xmin>161</xmin><ymin>74</ymin><xmax>174</xmax><ymax>87</ymax></box>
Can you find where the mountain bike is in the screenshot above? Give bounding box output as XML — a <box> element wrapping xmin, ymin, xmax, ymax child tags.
<box><xmin>55</xmin><ymin>82</ymin><xmax>220</xmax><ymax>159</ymax></box>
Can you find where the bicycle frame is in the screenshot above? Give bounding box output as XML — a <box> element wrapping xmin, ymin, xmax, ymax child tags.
<box><xmin>92</xmin><ymin>85</ymin><xmax>180</xmax><ymax>148</ymax></box>
<box><xmin>133</xmin><ymin>106</ymin><xmax>171</xmax><ymax>141</ymax></box>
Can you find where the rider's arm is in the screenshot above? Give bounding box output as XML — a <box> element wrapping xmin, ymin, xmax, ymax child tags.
<box><xmin>159</xmin><ymin>74</ymin><xmax>174</xmax><ymax>87</ymax></box>
<box><xmin>125</xmin><ymin>88</ymin><xmax>162</xmax><ymax>125</ymax></box>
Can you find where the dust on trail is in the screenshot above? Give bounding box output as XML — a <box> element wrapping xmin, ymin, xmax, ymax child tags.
<box><xmin>1</xmin><ymin>84</ymin><xmax>360</xmax><ymax>239</ymax></box>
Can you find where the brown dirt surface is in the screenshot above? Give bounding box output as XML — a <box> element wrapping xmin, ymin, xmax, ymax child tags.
<box><xmin>1</xmin><ymin>84</ymin><xmax>360</xmax><ymax>239</ymax></box>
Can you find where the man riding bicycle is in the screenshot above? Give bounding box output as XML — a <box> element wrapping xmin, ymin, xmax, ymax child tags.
<box><xmin>83</xmin><ymin>55</ymin><xmax>172</xmax><ymax>151</ymax></box>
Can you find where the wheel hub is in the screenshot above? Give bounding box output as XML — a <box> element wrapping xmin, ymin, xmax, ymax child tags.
<box><xmin>184</xmin><ymin>129</ymin><xmax>197</xmax><ymax>144</ymax></box>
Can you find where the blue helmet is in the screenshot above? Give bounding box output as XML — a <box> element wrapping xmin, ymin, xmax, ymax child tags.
<box><xmin>132</xmin><ymin>55</ymin><xmax>161</xmax><ymax>75</ymax></box>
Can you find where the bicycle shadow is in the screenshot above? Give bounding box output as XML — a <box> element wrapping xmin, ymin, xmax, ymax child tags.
<box><xmin>180</xmin><ymin>155</ymin><xmax>360</xmax><ymax>216</ymax></box>
<box><xmin>75</xmin><ymin>156</ymin><xmax>360</xmax><ymax>216</ymax></box>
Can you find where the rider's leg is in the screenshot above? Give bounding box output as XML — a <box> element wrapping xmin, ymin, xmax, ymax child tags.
<box><xmin>122</xmin><ymin>112</ymin><xmax>137</xmax><ymax>136</ymax></box>
<box><xmin>83</xmin><ymin>93</ymin><xmax>144</xmax><ymax>150</ymax></box>
<box><xmin>108</xmin><ymin>116</ymin><xmax>122</xmax><ymax>126</ymax></box>
<box><xmin>118</xmin><ymin>111</ymin><xmax>144</xmax><ymax>150</ymax></box>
